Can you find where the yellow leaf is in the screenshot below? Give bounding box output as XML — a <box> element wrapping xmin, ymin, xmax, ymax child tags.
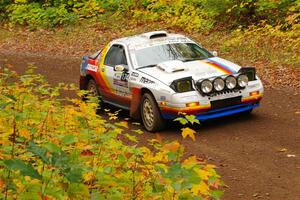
<box><xmin>195</xmin><ymin>169</ymin><xmax>211</xmax><ymax>180</ymax></box>
<box><xmin>181</xmin><ymin>127</ymin><xmax>196</xmax><ymax>141</ymax></box>
<box><xmin>183</xmin><ymin>155</ymin><xmax>198</xmax><ymax>166</ymax></box>
<box><xmin>116</xmin><ymin>121</ymin><xmax>128</xmax><ymax>128</ymax></box>
<box><xmin>83</xmin><ymin>172</ymin><xmax>95</xmax><ymax>183</ymax></box>
<box><xmin>191</xmin><ymin>182</ymin><xmax>209</xmax><ymax>195</ymax></box>
<box><xmin>19</xmin><ymin>129</ymin><xmax>31</xmax><ymax>139</ymax></box>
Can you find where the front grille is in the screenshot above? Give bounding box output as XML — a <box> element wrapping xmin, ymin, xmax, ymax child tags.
<box><xmin>210</xmin><ymin>96</ymin><xmax>242</xmax><ymax>110</ymax></box>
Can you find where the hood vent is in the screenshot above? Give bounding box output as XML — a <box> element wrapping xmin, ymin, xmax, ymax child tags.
<box><xmin>157</xmin><ymin>60</ymin><xmax>187</xmax><ymax>73</ymax></box>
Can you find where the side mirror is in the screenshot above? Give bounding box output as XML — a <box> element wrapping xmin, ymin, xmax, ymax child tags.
<box><xmin>114</xmin><ymin>64</ymin><xmax>128</xmax><ymax>72</ymax></box>
<box><xmin>210</xmin><ymin>50</ymin><xmax>218</xmax><ymax>57</ymax></box>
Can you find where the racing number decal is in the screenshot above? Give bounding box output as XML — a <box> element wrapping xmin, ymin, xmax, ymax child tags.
<box><xmin>113</xmin><ymin>71</ymin><xmax>129</xmax><ymax>88</ymax></box>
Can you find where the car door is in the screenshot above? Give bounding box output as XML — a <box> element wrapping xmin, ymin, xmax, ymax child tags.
<box><xmin>102</xmin><ymin>44</ymin><xmax>131</xmax><ymax>108</ymax></box>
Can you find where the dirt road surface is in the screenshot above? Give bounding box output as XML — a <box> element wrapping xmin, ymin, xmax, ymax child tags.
<box><xmin>1</xmin><ymin>52</ymin><xmax>300</xmax><ymax>200</ymax></box>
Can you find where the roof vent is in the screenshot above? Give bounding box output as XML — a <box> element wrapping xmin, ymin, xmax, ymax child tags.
<box><xmin>142</xmin><ymin>31</ymin><xmax>168</xmax><ymax>39</ymax></box>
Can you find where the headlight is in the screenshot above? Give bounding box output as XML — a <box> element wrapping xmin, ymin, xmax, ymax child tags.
<box><xmin>170</xmin><ymin>77</ymin><xmax>194</xmax><ymax>93</ymax></box>
<box><xmin>237</xmin><ymin>74</ymin><xmax>248</xmax><ymax>87</ymax></box>
<box><xmin>199</xmin><ymin>79</ymin><xmax>213</xmax><ymax>94</ymax></box>
<box><xmin>225</xmin><ymin>76</ymin><xmax>237</xmax><ymax>89</ymax></box>
<box><xmin>213</xmin><ymin>78</ymin><xmax>225</xmax><ymax>91</ymax></box>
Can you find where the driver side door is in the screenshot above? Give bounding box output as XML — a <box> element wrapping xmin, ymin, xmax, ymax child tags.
<box><xmin>102</xmin><ymin>44</ymin><xmax>131</xmax><ymax>108</ymax></box>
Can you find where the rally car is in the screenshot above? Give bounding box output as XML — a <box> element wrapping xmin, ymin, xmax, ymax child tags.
<box><xmin>80</xmin><ymin>31</ymin><xmax>263</xmax><ymax>132</ymax></box>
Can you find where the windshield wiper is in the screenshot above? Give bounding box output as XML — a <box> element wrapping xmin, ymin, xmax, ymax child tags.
<box><xmin>136</xmin><ymin>64</ymin><xmax>157</xmax><ymax>70</ymax></box>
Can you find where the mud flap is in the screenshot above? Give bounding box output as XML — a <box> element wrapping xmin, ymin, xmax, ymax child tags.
<box><xmin>130</xmin><ymin>87</ymin><xmax>141</xmax><ymax>119</ymax></box>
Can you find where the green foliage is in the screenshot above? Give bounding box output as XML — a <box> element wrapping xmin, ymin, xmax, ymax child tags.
<box><xmin>1</xmin><ymin>0</ymin><xmax>299</xmax><ymax>30</ymax></box>
<box><xmin>6</xmin><ymin>3</ymin><xmax>77</xmax><ymax>28</ymax></box>
<box><xmin>0</xmin><ymin>67</ymin><xmax>223</xmax><ymax>199</ymax></box>
<box><xmin>219</xmin><ymin>24</ymin><xmax>300</xmax><ymax>68</ymax></box>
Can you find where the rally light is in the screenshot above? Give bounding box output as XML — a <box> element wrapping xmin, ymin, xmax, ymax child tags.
<box><xmin>237</xmin><ymin>74</ymin><xmax>249</xmax><ymax>88</ymax></box>
<box><xmin>225</xmin><ymin>76</ymin><xmax>237</xmax><ymax>89</ymax></box>
<box><xmin>213</xmin><ymin>77</ymin><xmax>225</xmax><ymax>91</ymax></box>
<box><xmin>198</xmin><ymin>79</ymin><xmax>213</xmax><ymax>94</ymax></box>
<box><xmin>186</xmin><ymin>102</ymin><xmax>200</xmax><ymax>107</ymax></box>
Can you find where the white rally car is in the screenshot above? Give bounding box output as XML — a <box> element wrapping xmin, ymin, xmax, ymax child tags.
<box><xmin>80</xmin><ymin>31</ymin><xmax>264</xmax><ymax>132</ymax></box>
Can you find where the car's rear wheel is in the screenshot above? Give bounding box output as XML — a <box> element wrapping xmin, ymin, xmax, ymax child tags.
<box><xmin>141</xmin><ymin>93</ymin><xmax>165</xmax><ymax>132</ymax></box>
<box><xmin>87</xmin><ymin>79</ymin><xmax>102</xmax><ymax>109</ymax></box>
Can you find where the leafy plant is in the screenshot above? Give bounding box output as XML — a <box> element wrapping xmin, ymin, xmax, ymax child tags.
<box><xmin>0</xmin><ymin>67</ymin><xmax>223</xmax><ymax>199</ymax></box>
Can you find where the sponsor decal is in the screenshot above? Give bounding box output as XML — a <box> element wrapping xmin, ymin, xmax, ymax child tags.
<box><xmin>113</xmin><ymin>79</ymin><xmax>128</xmax><ymax>88</ymax></box>
<box><xmin>131</xmin><ymin>72</ymin><xmax>139</xmax><ymax>77</ymax></box>
<box><xmin>113</xmin><ymin>71</ymin><xmax>129</xmax><ymax>88</ymax></box>
<box><xmin>121</xmin><ymin>72</ymin><xmax>130</xmax><ymax>82</ymax></box>
<box><xmin>130</xmin><ymin>77</ymin><xmax>137</xmax><ymax>81</ymax></box>
<box><xmin>140</xmin><ymin>77</ymin><xmax>155</xmax><ymax>84</ymax></box>
<box><xmin>86</xmin><ymin>64</ymin><xmax>98</xmax><ymax>72</ymax></box>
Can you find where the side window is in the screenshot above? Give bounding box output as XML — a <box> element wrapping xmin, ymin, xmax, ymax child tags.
<box><xmin>104</xmin><ymin>45</ymin><xmax>128</xmax><ymax>66</ymax></box>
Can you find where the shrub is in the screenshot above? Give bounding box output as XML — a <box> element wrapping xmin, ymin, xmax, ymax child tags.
<box><xmin>0</xmin><ymin>67</ymin><xmax>223</xmax><ymax>199</ymax></box>
<box><xmin>2</xmin><ymin>0</ymin><xmax>300</xmax><ymax>30</ymax></box>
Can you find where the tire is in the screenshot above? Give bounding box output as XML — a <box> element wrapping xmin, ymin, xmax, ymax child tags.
<box><xmin>141</xmin><ymin>93</ymin><xmax>165</xmax><ymax>132</ymax></box>
<box><xmin>86</xmin><ymin>79</ymin><xmax>102</xmax><ymax>109</ymax></box>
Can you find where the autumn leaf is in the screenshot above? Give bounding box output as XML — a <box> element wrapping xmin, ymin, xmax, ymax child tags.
<box><xmin>185</xmin><ymin>115</ymin><xmax>200</xmax><ymax>125</ymax></box>
<box><xmin>183</xmin><ymin>156</ymin><xmax>198</xmax><ymax>166</ymax></box>
<box><xmin>174</xmin><ymin>117</ymin><xmax>188</xmax><ymax>125</ymax></box>
<box><xmin>191</xmin><ymin>182</ymin><xmax>209</xmax><ymax>195</ymax></box>
<box><xmin>181</xmin><ymin>127</ymin><xmax>196</xmax><ymax>141</ymax></box>
<box><xmin>163</xmin><ymin>141</ymin><xmax>180</xmax><ymax>152</ymax></box>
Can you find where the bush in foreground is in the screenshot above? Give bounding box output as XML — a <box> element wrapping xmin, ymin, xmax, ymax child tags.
<box><xmin>0</xmin><ymin>67</ymin><xmax>223</xmax><ymax>199</ymax></box>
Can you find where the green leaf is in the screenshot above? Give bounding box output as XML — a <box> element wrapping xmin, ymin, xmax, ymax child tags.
<box><xmin>43</xmin><ymin>143</ymin><xmax>61</xmax><ymax>153</ymax></box>
<box><xmin>65</xmin><ymin>168</ymin><xmax>83</xmax><ymax>183</ymax></box>
<box><xmin>117</xmin><ymin>154</ymin><xmax>126</xmax><ymax>163</ymax></box>
<box><xmin>3</xmin><ymin>159</ymin><xmax>42</xmax><ymax>180</ymax></box>
<box><xmin>167</xmin><ymin>151</ymin><xmax>177</xmax><ymax>161</ymax></box>
<box><xmin>62</xmin><ymin>134</ymin><xmax>78</xmax><ymax>145</ymax></box>
<box><xmin>103</xmin><ymin>166</ymin><xmax>112</xmax><ymax>174</ymax></box>
<box><xmin>171</xmin><ymin>182</ymin><xmax>181</xmax><ymax>191</ymax></box>
<box><xmin>27</xmin><ymin>141</ymin><xmax>49</xmax><ymax>164</ymax></box>
<box><xmin>174</xmin><ymin>117</ymin><xmax>189</xmax><ymax>125</ymax></box>
<box><xmin>185</xmin><ymin>115</ymin><xmax>200</xmax><ymax>124</ymax></box>
<box><xmin>210</xmin><ymin>190</ymin><xmax>224</xmax><ymax>200</ymax></box>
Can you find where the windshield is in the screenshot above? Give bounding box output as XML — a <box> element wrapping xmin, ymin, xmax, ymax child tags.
<box><xmin>135</xmin><ymin>43</ymin><xmax>213</xmax><ymax>68</ymax></box>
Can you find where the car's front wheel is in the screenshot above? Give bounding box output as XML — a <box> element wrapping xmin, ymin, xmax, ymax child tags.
<box><xmin>141</xmin><ymin>93</ymin><xmax>165</xmax><ymax>132</ymax></box>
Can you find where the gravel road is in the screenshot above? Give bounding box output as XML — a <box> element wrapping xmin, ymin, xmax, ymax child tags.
<box><xmin>1</xmin><ymin>52</ymin><xmax>299</xmax><ymax>200</ymax></box>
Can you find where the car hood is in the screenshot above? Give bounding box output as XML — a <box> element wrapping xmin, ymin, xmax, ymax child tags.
<box><xmin>137</xmin><ymin>57</ymin><xmax>242</xmax><ymax>85</ymax></box>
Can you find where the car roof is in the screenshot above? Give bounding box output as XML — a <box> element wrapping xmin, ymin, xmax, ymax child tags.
<box><xmin>112</xmin><ymin>31</ymin><xmax>195</xmax><ymax>50</ymax></box>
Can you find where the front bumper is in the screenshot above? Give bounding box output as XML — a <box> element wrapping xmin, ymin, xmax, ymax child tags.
<box><xmin>161</xmin><ymin>102</ymin><xmax>259</xmax><ymax>121</ymax></box>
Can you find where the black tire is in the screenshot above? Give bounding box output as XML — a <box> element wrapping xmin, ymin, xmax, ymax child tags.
<box><xmin>141</xmin><ymin>93</ymin><xmax>165</xmax><ymax>132</ymax></box>
<box><xmin>86</xmin><ymin>79</ymin><xmax>103</xmax><ymax>109</ymax></box>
